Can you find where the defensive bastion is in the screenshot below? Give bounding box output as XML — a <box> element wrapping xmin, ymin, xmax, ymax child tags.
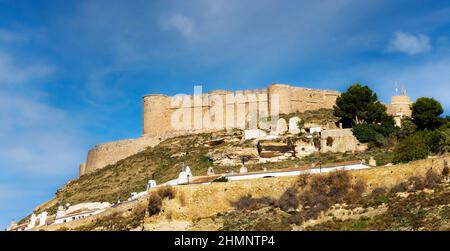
<box><xmin>79</xmin><ymin>83</ymin><xmax>411</xmax><ymax>176</ymax></box>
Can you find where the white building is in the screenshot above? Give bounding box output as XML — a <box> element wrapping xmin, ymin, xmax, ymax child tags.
<box><xmin>53</xmin><ymin>202</ymin><xmax>111</xmax><ymax>225</ymax></box>
<box><xmin>147</xmin><ymin>180</ymin><xmax>157</xmax><ymax>190</ymax></box>
<box><xmin>38</xmin><ymin>211</ymin><xmax>48</xmax><ymax>227</ymax></box>
<box><xmin>177</xmin><ymin>165</ymin><xmax>192</xmax><ymax>184</ymax></box>
<box><xmin>25</xmin><ymin>214</ymin><xmax>37</xmax><ymax>230</ymax></box>
<box><xmin>54</xmin><ymin>209</ymin><xmax>105</xmax><ymax>224</ymax></box>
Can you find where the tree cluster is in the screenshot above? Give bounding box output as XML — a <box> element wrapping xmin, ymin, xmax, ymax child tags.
<box><xmin>333</xmin><ymin>84</ymin><xmax>449</xmax><ymax>164</ymax></box>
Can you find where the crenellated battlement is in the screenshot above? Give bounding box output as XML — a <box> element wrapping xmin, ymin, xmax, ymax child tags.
<box><xmin>142</xmin><ymin>84</ymin><xmax>340</xmax><ymax>136</ymax></box>
<box><xmin>80</xmin><ymin>83</ymin><xmax>413</xmax><ymax>176</ymax></box>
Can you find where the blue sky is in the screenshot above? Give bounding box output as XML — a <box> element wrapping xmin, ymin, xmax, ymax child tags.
<box><xmin>1</xmin><ymin>0</ymin><xmax>450</xmax><ymax>229</ymax></box>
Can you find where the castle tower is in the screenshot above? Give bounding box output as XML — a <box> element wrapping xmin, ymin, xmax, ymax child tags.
<box><xmin>387</xmin><ymin>87</ymin><xmax>412</xmax><ymax>127</ymax></box>
<box><xmin>143</xmin><ymin>94</ymin><xmax>173</xmax><ymax>135</ymax></box>
<box><xmin>267</xmin><ymin>84</ymin><xmax>292</xmax><ymax>115</ymax></box>
<box><xmin>79</xmin><ymin>163</ymin><xmax>87</xmax><ymax>176</ymax></box>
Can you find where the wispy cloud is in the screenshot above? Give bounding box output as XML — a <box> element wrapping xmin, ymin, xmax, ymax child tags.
<box><xmin>0</xmin><ymin>93</ymin><xmax>86</xmax><ymax>175</ymax></box>
<box><xmin>159</xmin><ymin>13</ymin><xmax>195</xmax><ymax>39</ymax></box>
<box><xmin>0</xmin><ymin>29</ymin><xmax>27</xmax><ymax>44</ymax></box>
<box><xmin>388</xmin><ymin>31</ymin><xmax>431</xmax><ymax>55</ymax></box>
<box><xmin>0</xmin><ymin>54</ymin><xmax>54</xmax><ymax>85</ymax></box>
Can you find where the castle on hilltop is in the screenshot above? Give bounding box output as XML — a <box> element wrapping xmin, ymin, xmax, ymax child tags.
<box><xmin>78</xmin><ymin>83</ymin><xmax>412</xmax><ymax>176</ymax></box>
<box><xmin>142</xmin><ymin>84</ymin><xmax>340</xmax><ymax>136</ymax></box>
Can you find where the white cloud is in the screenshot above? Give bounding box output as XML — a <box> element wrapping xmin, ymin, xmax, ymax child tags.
<box><xmin>160</xmin><ymin>14</ymin><xmax>195</xmax><ymax>39</ymax></box>
<box><xmin>0</xmin><ymin>53</ymin><xmax>54</xmax><ymax>85</ymax></box>
<box><xmin>0</xmin><ymin>46</ymin><xmax>83</xmax><ymax>175</ymax></box>
<box><xmin>0</xmin><ymin>94</ymin><xmax>86</xmax><ymax>175</ymax></box>
<box><xmin>314</xmin><ymin>57</ymin><xmax>450</xmax><ymax>114</ymax></box>
<box><xmin>0</xmin><ymin>30</ymin><xmax>27</xmax><ymax>43</ymax></box>
<box><xmin>381</xmin><ymin>59</ymin><xmax>450</xmax><ymax>109</ymax></box>
<box><xmin>389</xmin><ymin>31</ymin><xmax>431</xmax><ymax>55</ymax></box>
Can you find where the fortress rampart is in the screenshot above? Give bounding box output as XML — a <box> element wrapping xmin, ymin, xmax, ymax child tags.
<box><xmin>142</xmin><ymin>84</ymin><xmax>340</xmax><ymax>136</ymax></box>
<box><xmin>81</xmin><ymin>129</ymin><xmax>218</xmax><ymax>175</ymax></box>
<box><xmin>79</xmin><ymin>83</ymin><xmax>412</xmax><ymax>176</ymax></box>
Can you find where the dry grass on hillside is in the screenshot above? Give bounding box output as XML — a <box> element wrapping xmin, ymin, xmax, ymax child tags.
<box><xmin>217</xmin><ymin>168</ymin><xmax>450</xmax><ymax>231</ymax></box>
<box><xmin>35</xmin><ymin>108</ymin><xmax>393</xmax><ymax>215</ymax></box>
<box><xmin>40</xmin><ymin>129</ymin><xmax>395</xmax><ymax>215</ymax></box>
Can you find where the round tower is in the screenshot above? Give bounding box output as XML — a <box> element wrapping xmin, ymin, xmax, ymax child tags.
<box><xmin>142</xmin><ymin>94</ymin><xmax>172</xmax><ymax>136</ymax></box>
<box><xmin>267</xmin><ymin>84</ymin><xmax>291</xmax><ymax>115</ymax></box>
<box><xmin>390</xmin><ymin>94</ymin><xmax>412</xmax><ymax>117</ymax></box>
<box><xmin>388</xmin><ymin>88</ymin><xmax>412</xmax><ymax>127</ymax></box>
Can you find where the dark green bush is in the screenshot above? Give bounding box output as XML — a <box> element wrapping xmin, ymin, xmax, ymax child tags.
<box><xmin>396</xmin><ymin>119</ymin><xmax>417</xmax><ymax>139</ymax></box>
<box><xmin>421</xmin><ymin>130</ymin><xmax>445</xmax><ymax>154</ymax></box>
<box><xmin>393</xmin><ymin>134</ymin><xmax>429</xmax><ymax>163</ymax></box>
<box><xmin>212</xmin><ymin>176</ymin><xmax>228</xmax><ymax>182</ymax></box>
<box><xmin>353</xmin><ymin>123</ymin><xmax>388</xmax><ymax>147</ymax></box>
<box><xmin>412</xmin><ymin>97</ymin><xmax>444</xmax><ymax>130</ymax></box>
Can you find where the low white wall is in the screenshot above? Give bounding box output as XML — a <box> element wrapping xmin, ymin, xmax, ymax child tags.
<box><xmin>226</xmin><ymin>163</ymin><xmax>369</xmax><ymax>181</ymax></box>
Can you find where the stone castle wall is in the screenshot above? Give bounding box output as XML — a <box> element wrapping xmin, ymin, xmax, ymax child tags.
<box><xmin>80</xmin><ymin>83</ymin><xmax>411</xmax><ymax>177</ymax></box>
<box><xmin>81</xmin><ymin>84</ymin><xmax>340</xmax><ymax>176</ymax></box>
<box><xmin>142</xmin><ymin>83</ymin><xmax>340</xmax><ymax>136</ymax></box>
<box><xmin>81</xmin><ymin>129</ymin><xmax>219</xmax><ymax>175</ymax></box>
<box><xmin>81</xmin><ymin>136</ymin><xmax>162</xmax><ymax>175</ymax></box>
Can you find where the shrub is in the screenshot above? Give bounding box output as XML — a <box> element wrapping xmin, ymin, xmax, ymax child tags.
<box><xmin>442</xmin><ymin>162</ymin><xmax>449</xmax><ymax>178</ymax></box>
<box><xmin>424</xmin><ymin>169</ymin><xmax>442</xmax><ymax>189</ymax></box>
<box><xmin>157</xmin><ymin>186</ymin><xmax>175</xmax><ymax>200</ymax></box>
<box><xmin>345</xmin><ymin>181</ymin><xmax>366</xmax><ymax>204</ymax></box>
<box><xmin>212</xmin><ymin>176</ymin><xmax>228</xmax><ymax>182</ymax></box>
<box><xmin>148</xmin><ymin>193</ymin><xmax>162</xmax><ymax>216</ymax></box>
<box><xmin>147</xmin><ymin>186</ymin><xmax>176</xmax><ymax>217</ymax></box>
<box><xmin>416</xmin><ymin>130</ymin><xmax>445</xmax><ymax>154</ymax></box>
<box><xmin>287</xmin><ymin>212</ymin><xmax>305</xmax><ymax>225</ymax></box>
<box><xmin>278</xmin><ymin>187</ymin><xmax>299</xmax><ymax>212</ymax></box>
<box><xmin>232</xmin><ymin>195</ymin><xmax>277</xmax><ymax>211</ymax></box>
<box><xmin>408</xmin><ymin>176</ymin><xmax>425</xmax><ymax>191</ymax></box>
<box><xmin>390</xmin><ymin>182</ymin><xmax>409</xmax><ymax>193</ymax></box>
<box><xmin>393</xmin><ymin>134</ymin><xmax>428</xmax><ymax>163</ymax></box>
<box><xmin>365</xmin><ymin>187</ymin><xmax>389</xmax><ymax>206</ymax></box>
<box><xmin>397</xmin><ymin>119</ymin><xmax>417</xmax><ymax>139</ymax></box>
<box><xmin>200</xmin><ymin>155</ymin><xmax>213</xmax><ymax>165</ymax></box>
<box><xmin>253</xmin><ymin>218</ymin><xmax>293</xmax><ymax>231</ymax></box>
<box><xmin>327</xmin><ymin>171</ymin><xmax>352</xmax><ymax>200</ymax></box>
<box><xmin>352</xmin><ymin>123</ymin><xmax>388</xmax><ymax>147</ymax></box>
<box><xmin>295</xmin><ymin>173</ymin><xmax>310</xmax><ymax>189</ymax></box>
<box><xmin>368</xmin><ymin>187</ymin><xmax>387</xmax><ymax>200</ymax></box>
<box><xmin>296</xmin><ymin>171</ymin><xmax>360</xmax><ymax>221</ymax></box>
<box><xmin>412</xmin><ymin>97</ymin><xmax>444</xmax><ymax>130</ymax></box>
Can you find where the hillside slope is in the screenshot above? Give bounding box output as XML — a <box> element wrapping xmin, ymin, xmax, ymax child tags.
<box><xmin>36</xmin><ymin>155</ymin><xmax>450</xmax><ymax>231</ymax></box>
<box><xmin>36</xmin><ymin>127</ymin><xmax>397</xmax><ymax>215</ymax></box>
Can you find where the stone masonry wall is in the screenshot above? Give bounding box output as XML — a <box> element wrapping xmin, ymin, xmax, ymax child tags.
<box><xmin>81</xmin><ymin>83</ymin><xmax>411</xmax><ymax>177</ymax></box>
<box><xmin>142</xmin><ymin>83</ymin><xmax>340</xmax><ymax>136</ymax></box>
<box><xmin>82</xmin><ymin>129</ymin><xmax>218</xmax><ymax>176</ymax></box>
<box><xmin>83</xmin><ymin>136</ymin><xmax>162</xmax><ymax>175</ymax></box>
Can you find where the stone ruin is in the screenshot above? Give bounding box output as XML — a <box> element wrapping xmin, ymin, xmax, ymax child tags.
<box><xmin>208</xmin><ymin>115</ymin><xmax>369</xmax><ymax>166</ymax></box>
